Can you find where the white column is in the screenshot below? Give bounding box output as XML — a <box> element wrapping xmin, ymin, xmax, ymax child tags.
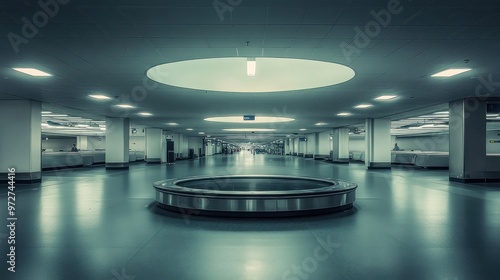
<box><xmin>332</xmin><ymin>128</ymin><xmax>350</xmax><ymax>163</ymax></box>
<box><xmin>365</xmin><ymin>118</ymin><xmax>391</xmax><ymax>169</ymax></box>
<box><xmin>77</xmin><ymin>136</ymin><xmax>88</xmax><ymax>150</ymax></box>
<box><xmin>0</xmin><ymin>100</ymin><xmax>41</xmax><ymax>183</ymax></box>
<box><xmin>145</xmin><ymin>128</ymin><xmax>162</xmax><ymax>163</ymax></box>
<box><xmin>105</xmin><ymin>117</ymin><xmax>130</xmax><ymax>169</ymax></box>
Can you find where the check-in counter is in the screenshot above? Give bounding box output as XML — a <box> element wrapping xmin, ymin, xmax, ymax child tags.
<box><xmin>349</xmin><ymin>150</ymin><xmax>450</xmax><ymax>168</ymax></box>
<box><xmin>42</xmin><ymin>150</ymin><xmax>144</xmax><ymax>169</ymax></box>
<box><xmin>42</xmin><ymin>152</ymin><xmax>84</xmax><ymax>169</ymax></box>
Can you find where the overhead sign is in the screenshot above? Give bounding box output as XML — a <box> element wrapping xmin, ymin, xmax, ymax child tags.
<box><xmin>486</xmin><ymin>103</ymin><xmax>500</xmax><ymax>113</ymax></box>
<box><xmin>489</xmin><ymin>140</ymin><xmax>500</xmax><ymax>143</ymax></box>
<box><xmin>299</xmin><ymin>137</ymin><xmax>307</xmax><ymax>141</ymax></box>
<box><xmin>243</xmin><ymin>115</ymin><xmax>255</xmax><ymax>121</ymax></box>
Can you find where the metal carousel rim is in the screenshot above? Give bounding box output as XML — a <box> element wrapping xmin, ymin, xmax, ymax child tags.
<box><xmin>153</xmin><ymin>174</ymin><xmax>357</xmax><ymax>197</ymax></box>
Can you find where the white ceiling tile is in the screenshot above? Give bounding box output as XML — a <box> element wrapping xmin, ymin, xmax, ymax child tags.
<box><xmin>301</xmin><ymin>8</ymin><xmax>343</xmax><ymax>24</ymax></box>
<box><xmin>99</xmin><ymin>24</ymin><xmax>142</xmax><ymax>37</ymax></box>
<box><xmin>294</xmin><ymin>25</ymin><xmax>332</xmax><ymax>38</ymax></box>
<box><xmin>265</xmin><ymin>25</ymin><xmax>298</xmax><ymax>37</ymax></box>
<box><xmin>206</xmin><ymin>37</ymin><xmax>237</xmax><ymax>48</ymax></box>
<box><xmin>262</xmin><ymin>48</ymin><xmax>289</xmax><ymax>57</ymax></box>
<box><xmin>263</xmin><ymin>38</ymin><xmax>292</xmax><ymax>48</ymax></box>
<box><xmin>211</xmin><ymin>48</ymin><xmax>238</xmax><ymax>57</ymax></box>
<box><xmin>230</xmin><ymin>8</ymin><xmax>268</xmax><ymax>24</ymax></box>
<box><xmin>286</xmin><ymin>48</ymin><xmax>313</xmax><ymax>58</ymax></box>
<box><xmin>176</xmin><ymin>38</ymin><xmax>210</xmax><ymax>48</ymax></box>
<box><xmin>289</xmin><ymin>38</ymin><xmax>321</xmax><ymax>48</ymax></box>
<box><xmin>236</xmin><ymin>48</ymin><xmax>262</xmax><ymax>57</ymax></box>
<box><xmin>267</xmin><ymin>8</ymin><xmax>305</xmax><ymax>24</ymax></box>
<box><xmin>75</xmin><ymin>6</ymin><xmax>129</xmax><ymax>24</ymax></box>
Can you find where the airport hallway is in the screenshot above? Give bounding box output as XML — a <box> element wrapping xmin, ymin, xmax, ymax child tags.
<box><xmin>1</xmin><ymin>153</ymin><xmax>500</xmax><ymax>280</ymax></box>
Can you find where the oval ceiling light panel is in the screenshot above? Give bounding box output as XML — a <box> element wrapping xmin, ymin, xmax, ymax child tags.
<box><xmin>204</xmin><ymin>116</ymin><xmax>294</xmax><ymax>123</ymax></box>
<box><xmin>147</xmin><ymin>58</ymin><xmax>355</xmax><ymax>93</ymax></box>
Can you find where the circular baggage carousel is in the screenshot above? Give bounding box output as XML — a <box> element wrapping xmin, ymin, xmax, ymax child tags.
<box><xmin>153</xmin><ymin>175</ymin><xmax>357</xmax><ymax>217</ymax></box>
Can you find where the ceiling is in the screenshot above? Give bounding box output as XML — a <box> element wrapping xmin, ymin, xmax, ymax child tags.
<box><xmin>1</xmin><ymin>0</ymin><xmax>500</xmax><ymax>144</ymax></box>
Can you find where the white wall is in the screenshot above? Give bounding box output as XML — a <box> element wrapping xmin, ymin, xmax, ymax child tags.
<box><xmin>42</xmin><ymin>138</ymin><xmax>76</xmax><ymax>152</ymax></box>
<box><xmin>306</xmin><ymin>133</ymin><xmax>316</xmax><ymax>154</ymax></box>
<box><xmin>317</xmin><ymin>131</ymin><xmax>331</xmax><ymax>155</ymax></box>
<box><xmin>129</xmin><ymin>136</ymin><xmax>145</xmax><ymax>151</ymax></box>
<box><xmin>188</xmin><ymin>137</ymin><xmax>203</xmax><ymax>156</ymax></box>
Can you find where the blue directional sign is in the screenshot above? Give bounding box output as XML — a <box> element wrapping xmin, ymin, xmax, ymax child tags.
<box><xmin>243</xmin><ymin>115</ymin><xmax>255</xmax><ymax>121</ymax></box>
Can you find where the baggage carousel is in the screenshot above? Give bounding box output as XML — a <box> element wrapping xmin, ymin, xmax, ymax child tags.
<box><xmin>153</xmin><ymin>175</ymin><xmax>357</xmax><ymax>217</ymax></box>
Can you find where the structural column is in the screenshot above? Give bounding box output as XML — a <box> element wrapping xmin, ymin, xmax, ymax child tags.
<box><xmin>448</xmin><ymin>98</ymin><xmax>500</xmax><ymax>182</ymax></box>
<box><xmin>365</xmin><ymin>118</ymin><xmax>391</xmax><ymax>169</ymax></box>
<box><xmin>0</xmin><ymin>100</ymin><xmax>41</xmax><ymax>183</ymax></box>
<box><xmin>105</xmin><ymin>117</ymin><xmax>130</xmax><ymax>169</ymax></box>
<box><xmin>145</xmin><ymin>128</ymin><xmax>162</xmax><ymax>164</ymax></box>
<box><xmin>331</xmin><ymin>127</ymin><xmax>350</xmax><ymax>163</ymax></box>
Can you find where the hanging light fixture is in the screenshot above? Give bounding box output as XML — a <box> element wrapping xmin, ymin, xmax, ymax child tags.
<box><xmin>247</xmin><ymin>58</ymin><xmax>256</xmax><ymax>76</ymax></box>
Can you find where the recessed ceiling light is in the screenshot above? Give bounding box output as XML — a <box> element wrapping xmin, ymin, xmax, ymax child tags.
<box><xmin>166</xmin><ymin>122</ymin><xmax>179</xmax><ymax>126</ymax></box>
<box><xmin>337</xmin><ymin>112</ymin><xmax>352</xmax><ymax>116</ymax></box>
<box><xmin>89</xmin><ymin>94</ymin><xmax>112</xmax><ymax>100</ymax></box>
<box><xmin>100</xmin><ymin>127</ymin><xmax>106</xmax><ymax>131</ymax></box>
<box><xmin>247</xmin><ymin>58</ymin><xmax>256</xmax><ymax>76</ymax></box>
<box><xmin>198</xmin><ymin>132</ymin><xmax>205</xmax><ymax>135</ymax></box>
<box><xmin>41</xmin><ymin>123</ymin><xmax>49</xmax><ymax>127</ymax></box>
<box><xmin>41</xmin><ymin>111</ymin><xmax>52</xmax><ymax>114</ymax></box>
<box><xmin>116</xmin><ymin>104</ymin><xmax>135</xmax><ymax>109</ymax></box>
<box><xmin>43</xmin><ymin>114</ymin><xmax>68</xmax><ymax>117</ymax></box>
<box><xmin>354</xmin><ymin>104</ymin><xmax>372</xmax><ymax>109</ymax></box>
<box><xmin>13</xmin><ymin>68</ymin><xmax>52</xmax><ymax>76</ymax></box>
<box><xmin>420</xmin><ymin>124</ymin><xmax>449</xmax><ymax>128</ymax></box>
<box><xmin>138</xmin><ymin>112</ymin><xmax>153</xmax><ymax>116</ymax></box>
<box><xmin>186</xmin><ymin>128</ymin><xmax>194</xmax><ymax>131</ymax></box>
<box><xmin>375</xmin><ymin>95</ymin><xmax>397</xmax><ymax>101</ymax></box>
<box><xmin>223</xmin><ymin>128</ymin><xmax>276</xmax><ymax>132</ymax></box>
<box><xmin>300</xmin><ymin>128</ymin><xmax>307</xmax><ymax>131</ymax></box>
<box><xmin>204</xmin><ymin>116</ymin><xmax>294</xmax><ymax>123</ymax></box>
<box><xmin>76</xmin><ymin>124</ymin><xmax>89</xmax><ymax>128</ymax></box>
<box><xmin>315</xmin><ymin>122</ymin><xmax>328</xmax><ymax>126</ymax></box>
<box><xmin>433</xmin><ymin>111</ymin><xmax>449</xmax><ymax>115</ymax></box>
<box><xmin>431</xmin><ymin>68</ymin><xmax>472</xmax><ymax>77</ymax></box>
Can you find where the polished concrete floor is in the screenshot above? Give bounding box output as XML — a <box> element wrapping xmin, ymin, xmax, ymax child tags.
<box><xmin>1</xmin><ymin>152</ymin><xmax>500</xmax><ymax>280</ymax></box>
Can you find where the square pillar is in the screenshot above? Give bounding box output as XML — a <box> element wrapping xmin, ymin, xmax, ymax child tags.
<box><xmin>365</xmin><ymin>118</ymin><xmax>391</xmax><ymax>169</ymax></box>
<box><xmin>105</xmin><ymin>117</ymin><xmax>130</xmax><ymax>169</ymax></box>
<box><xmin>145</xmin><ymin>128</ymin><xmax>162</xmax><ymax>163</ymax></box>
<box><xmin>0</xmin><ymin>100</ymin><xmax>41</xmax><ymax>183</ymax></box>
<box><xmin>332</xmin><ymin>128</ymin><xmax>350</xmax><ymax>164</ymax></box>
<box><xmin>449</xmin><ymin>98</ymin><xmax>493</xmax><ymax>182</ymax></box>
